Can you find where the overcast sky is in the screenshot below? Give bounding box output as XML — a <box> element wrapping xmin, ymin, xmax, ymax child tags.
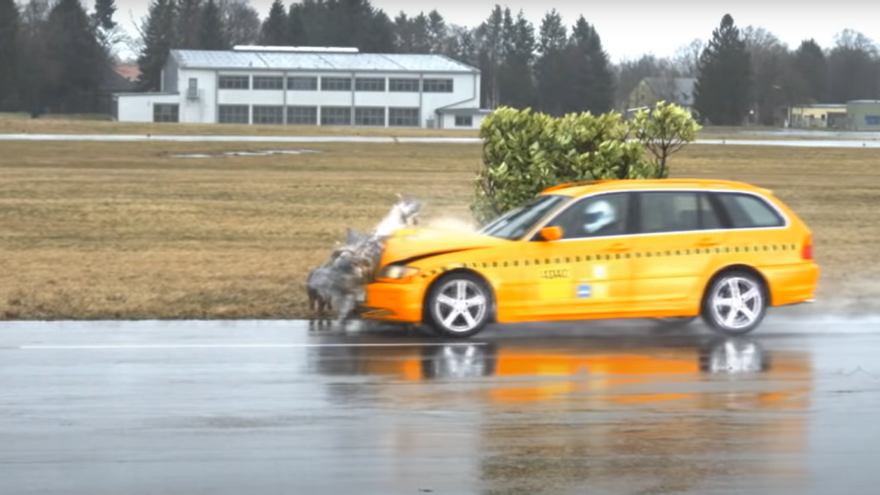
<box><xmin>111</xmin><ymin>0</ymin><xmax>880</xmax><ymax>62</ymax></box>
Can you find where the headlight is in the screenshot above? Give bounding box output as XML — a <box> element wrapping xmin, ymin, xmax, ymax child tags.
<box><xmin>380</xmin><ymin>265</ymin><xmax>419</xmax><ymax>279</ymax></box>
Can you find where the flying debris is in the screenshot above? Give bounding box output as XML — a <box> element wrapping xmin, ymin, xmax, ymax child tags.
<box><xmin>306</xmin><ymin>194</ymin><xmax>422</xmax><ymax>323</ymax></box>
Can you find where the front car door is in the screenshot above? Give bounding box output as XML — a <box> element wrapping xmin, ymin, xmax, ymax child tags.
<box><xmin>630</xmin><ymin>190</ymin><xmax>728</xmax><ymax>314</ymax></box>
<box><xmin>518</xmin><ymin>192</ymin><xmax>637</xmax><ymax>320</ymax></box>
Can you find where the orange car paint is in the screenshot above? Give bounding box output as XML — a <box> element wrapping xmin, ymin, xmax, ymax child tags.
<box><xmin>361</xmin><ymin>179</ymin><xmax>819</xmax><ymax>326</ymax></box>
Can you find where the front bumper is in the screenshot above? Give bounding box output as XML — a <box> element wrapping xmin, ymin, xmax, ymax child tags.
<box><xmin>358</xmin><ymin>281</ymin><xmax>425</xmax><ymax>323</ymax></box>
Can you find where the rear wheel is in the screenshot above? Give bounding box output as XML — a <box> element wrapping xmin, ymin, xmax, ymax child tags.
<box><xmin>701</xmin><ymin>271</ymin><xmax>767</xmax><ymax>336</ymax></box>
<box><xmin>425</xmin><ymin>272</ymin><xmax>492</xmax><ymax>339</ymax></box>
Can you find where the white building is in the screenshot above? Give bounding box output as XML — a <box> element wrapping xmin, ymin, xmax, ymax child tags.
<box><xmin>113</xmin><ymin>46</ymin><xmax>490</xmax><ymax>129</ymax></box>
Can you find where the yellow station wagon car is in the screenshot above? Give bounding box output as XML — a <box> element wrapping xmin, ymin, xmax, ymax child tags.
<box><xmin>359</xmin><ymin>179</ymin><xmax>819</xmax><ymax>338</ymax></box>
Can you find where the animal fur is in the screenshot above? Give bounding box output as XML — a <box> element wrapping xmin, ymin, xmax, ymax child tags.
<box><xmin>305</xmin><ymin>194</ymin><xmax>423</xmax><ymax>323</ymax></box>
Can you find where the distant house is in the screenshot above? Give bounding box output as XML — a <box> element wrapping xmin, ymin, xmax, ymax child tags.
<box><xmin>99</xmin><ymin>64</ymin><xmax>141</xmax><ymax>115</ymax></box>
<box><xmin>112</xmin><ymin>46</ymin><xmax>487</xmax><ymax>128</ymax></box>
<box><xmin>845</xmin><ymin>100</ymin><xmax>880</xmax><ymax>131</ymax></box>
<box><xmin>788</xmin><ymin>103</ymin><xmax>847</xmax><ymax>129</ymax></box>
<box><xmin>625</xmin><ymin>77</ymin><xmax>697</xmax><ymax>116</ymax></box>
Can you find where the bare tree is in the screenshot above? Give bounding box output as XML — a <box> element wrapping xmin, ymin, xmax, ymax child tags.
<box><xmin>672</xmin><ymin>38</ymin><xmax>704</xmax><ymax>77</ymax></box>
<box><xmin>218</xmin><ymin>0</ymin><xmax>260</xmax><ymax>46</ymax></box>
<box><xmin>741</xmin><ymin>25</ymin><xmax>792</xmax><ymax>125</ymax></box>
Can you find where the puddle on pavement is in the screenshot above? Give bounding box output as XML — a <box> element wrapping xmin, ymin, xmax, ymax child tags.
<box><xmin>170</xmin><ymin>149</ymin><xmax>323</xmax><ymax>158</ymax></box>
<box><xmin>306</xmin><ymin>333</ymin><xmax>812</xmax><ymax>411</ymax></box>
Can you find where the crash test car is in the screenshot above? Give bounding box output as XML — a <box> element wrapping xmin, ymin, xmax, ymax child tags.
<box><xmin>358</xmin><ymin>179</ymin><xmax>819</xmax><ymax>338</ymax></box>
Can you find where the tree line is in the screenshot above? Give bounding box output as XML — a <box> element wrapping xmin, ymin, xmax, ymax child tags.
<box><xmin>619</xmin><ymin>14</ymin><xmax>880</xmax><ymax>125</ymax></box>
<box><xmin>2</xmin><ymin>0</ymin><xmax>880</xmax><ymax>125</ymax></box>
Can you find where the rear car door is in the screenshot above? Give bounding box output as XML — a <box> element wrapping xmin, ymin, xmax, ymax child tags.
<box><xmin>519</xmin><ymin>192</ymin><xmax>637</xmax><ymax>319</ymax></box>
<box><xmin>630</xmin><ymin>190</ymin><xmax>728</xmax><ymax>312</ymax></box>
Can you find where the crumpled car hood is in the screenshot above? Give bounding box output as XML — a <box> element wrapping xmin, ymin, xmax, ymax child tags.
<box><xmin>380</xmin><ymin>228</ymin><xmax>512</xmax><ymax>266</ymax></box>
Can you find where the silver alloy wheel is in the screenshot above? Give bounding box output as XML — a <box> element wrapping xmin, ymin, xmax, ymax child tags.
<box><xmin>710</xmin><ymin>276</ymin><xmax>763</xmax><ymax>331</ymax></box>
<box><xmin>432</xmin><ymin>279</ymin><xmax>488</xmax><ymax>334</ymax></box>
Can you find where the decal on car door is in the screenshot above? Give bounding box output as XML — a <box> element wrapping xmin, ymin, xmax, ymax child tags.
<box><xmin>538</xmin><ymin>265</ymin><xmax>572</xmax><ymax>300</ymax></box>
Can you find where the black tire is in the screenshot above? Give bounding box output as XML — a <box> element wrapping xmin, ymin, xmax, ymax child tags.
<box><xmin>424</xmin><ymin>271</ymin><xmax>493</xmax><ymax>339</ymax></box>
<box><xmin>701</xmin><ymin>270</ymin><xmax>768</xmax><ymax>336</ymax></box>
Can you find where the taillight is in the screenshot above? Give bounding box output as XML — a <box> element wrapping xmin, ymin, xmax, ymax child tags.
<box><xmin>801</xmin><ymin>235</ymin><xmax>813</xmax><ymax>260</ymax></box>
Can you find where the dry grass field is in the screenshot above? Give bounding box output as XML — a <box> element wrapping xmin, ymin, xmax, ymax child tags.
<box><xmin>1</xmin><ymin>139</ymin><xmax>878</xmax><ymax>320</ymax></box>
<box><xmin>3</xmin><ymin>114</ymin><xmax>874</xmax><ymax>141</ymax></box>
<box><xmin>0</xmin><ymin>115</ymin><xmax>480</xmax><ymax>138</ymax></box>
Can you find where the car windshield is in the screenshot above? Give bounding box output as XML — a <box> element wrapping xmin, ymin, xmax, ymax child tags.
<box><xmin>480</xmin><ymin>194</ymin><xmax>569</xmax><ymax>240</ymax></box>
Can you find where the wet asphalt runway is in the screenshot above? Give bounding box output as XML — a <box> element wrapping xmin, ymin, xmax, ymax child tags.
<box><xmin>2</xmin><ymin>314</ymin><xmax>880</xmax><ymax>495</ymax></box>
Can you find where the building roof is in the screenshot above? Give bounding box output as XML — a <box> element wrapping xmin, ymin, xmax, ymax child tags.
<box><xmin>114</xmin><ymin>64</ymin><xmax>142</xmax><ymax>82</ymax></box>
<box><xmin>170</xmin><ymin>49</ymin><xmax>480</xmax><ymax>74</ymax></box>
<box><xmin>793</xmin><ymin>103</ymin><xmax>847</xmax><ymax>108</ymax></box>
<box><xmin>643</xmin><ymin>77</ymin><xmax>696</xmax><ymax>107</ymax></box>
<box><xmin>100</xmin><ymin>64</ymin><xmax>139</xmax><ymax>93</ymax></box>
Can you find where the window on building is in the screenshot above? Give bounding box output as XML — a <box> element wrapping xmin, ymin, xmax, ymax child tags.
<box><xmin>287</xmin><ymin>106</ymin><xmax>318</xmax><ymax>125</ymax></box>
<box><xmin>153</xmin><ymin>104</ymin><xmax>179</xmax><ymax>123</ymax></box>
<box><xmin>423</xmin><ymin>78</ymin><xmax>453</xmax><ymax>93</ymax></box>
<box><xmin>321</xmin><ymin>106</ymin><xmax>351</xmax><ymax>125</ymax></box>
<box><xmin>388</xmin><ymin>107</ymin><xmax>419</xmax><ymax>127</ymax></box>
<box><xmin>321</xmin><ymin>77</ymin><xmax>352</xmax><ymax>91</ymax></box>
<box><xmin>355</xmin><ymin>78</ymin><xmax>386</xmax><ymax>92</ymax></box>
<box><xmin>355</xmin><ymin>107</ymin><xmax>385</xmax><ymax>126</ymax></box>
<box><xmin>218</xmin><ymin>105</ymin><xmax>249</xmax><ymax>124</ymax></box>
<box><xmin>288</xmin><ymin>76</ymin><xmax>317</xmax><ymax>91</ymax></box>
<box><xmin>454</xmin><ymin>115</ymin><xmax>473</xmax><ymax>127</ymax></box>
<box><xmin>218</xmin><ymin>75</ymin><xmax>249</xmax><ymax>90</ymax></box>
<box><xmin>253</xmin><ymin>76</ymin><xmax>284</xmax><ymax>90</ymax></box>
<box><xmin>389</xmin><ymin>78</ymin><xmax>420</xmax><ymax>92</ymax></box>
<box><xmin>252</xmin><ymin>105</ymin><xmax>284</xmax><ymax>125</ymax></box>
<box><xmin>865</xmin><ymin>115</ymin><xmax>880</xmax><ymax>126</ymax></box>
<box><xmin>714</xmin><ymin>193</ymin><xmax>785</xmax><ymax>229</ymax></box>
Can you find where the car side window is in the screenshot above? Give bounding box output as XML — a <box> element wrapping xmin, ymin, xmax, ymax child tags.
<box><xmin>715</xmin><ymin>193</ymin><xmax>785</xmax><ymax>228</ymax></box>
<box><xmin>545</xmin><ymin>193</ymin><xmax>630</xmax><ymax>239</ymax></box>
<box><xmin>699</xmin><ymin>193</ymin><xmax>722</xmax><ymax>229</ymax></box>
<box><xmin>639</xmin><ymin>191</ymin><xmax>704</xmax><ymax>233</ymax></box>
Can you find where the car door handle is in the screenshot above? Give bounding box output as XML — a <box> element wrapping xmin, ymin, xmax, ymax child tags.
<box><xmin>695</xmin><ymin>238</ymin><xmax>720</xmax><ymax>247</ymax></box>
<box><xmin>605</xmin><ymin>243</ymin><xmax>631</xmax><ymax>252</ymax></box>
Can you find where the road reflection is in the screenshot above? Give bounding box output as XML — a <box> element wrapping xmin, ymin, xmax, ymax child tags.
<box><xmin>307</xmin><ymin>329</ymin><xmax>813</xmax><ymax>494</ymax></box>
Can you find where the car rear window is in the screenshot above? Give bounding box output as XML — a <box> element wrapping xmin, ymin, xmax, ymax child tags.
<box><xmin>714</xmin><ymin>193</ymin><xmax>785</xmax><ymax>228</ymax></box>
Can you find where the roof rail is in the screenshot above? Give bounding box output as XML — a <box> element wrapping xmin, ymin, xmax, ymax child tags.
<box><xmin>541</xmin><ymin>180</ymin><xmax>613</xmax><ymax>193</ymax></box>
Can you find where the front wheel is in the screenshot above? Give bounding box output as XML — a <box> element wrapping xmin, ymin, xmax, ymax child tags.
<box><xmin>425</xmin><ymin>272</ymin><xmax>492</xmax><ymax>339</ymax></box>
<box><xmin>701</xmin><ymin>271</ymin><xmax>767</xmax><ymax>336</ymax></box>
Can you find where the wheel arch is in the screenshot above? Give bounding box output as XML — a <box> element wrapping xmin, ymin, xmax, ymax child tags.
<box><xmin>703</xmin><ymin>264</ymin><xmax>773</xmax><ymax>305</ymax></box>
<box><xmin>421</xmin><ymin>268</ymin><xmax>498</xmax><ymax>324</ymax></box>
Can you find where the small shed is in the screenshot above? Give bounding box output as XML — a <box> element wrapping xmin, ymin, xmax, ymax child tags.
<box><xmin>846</xmin><ymin>100</ymin><xmax>880</xmax><ymax>131</ymax></box>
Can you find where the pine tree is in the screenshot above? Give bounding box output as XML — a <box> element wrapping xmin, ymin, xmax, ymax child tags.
<box><xmin>693</xmin><ymin>14</ymin><xmax>752</xmax><ymax>125</ymax></box>
<box><xmin>137</xmin><ymin>0</ymin><xmax>177</xmax><ymax>91</ymax></box>
<box><xmin>475</xmin><ymin>6</ymin><xmax>504</xmax><ymax>109</ymax></box>
<box><xmin>566</xmin><ymin>17</ymin><xmax>595</xmax><ymax>114</ymax></box>
<box><xmin>0</xmin><ymin>0</ymin><xmax>20</xmax><ymax>109</ymax></box>
<box><xmin>45</xmin><ymin>0</ymin><xmax>105</xmax><ymax>112</ymax></box>
<box><xmin>498</xmin><ymin>9</ymin><xmax>537</xmax><ymax>109</ymax></box>
<box><xmin>259</xmin><ymin>0</ymin><xmax>287</xmax><ymax>46</ymax></box>
<box><xmin>535</xmin><ymin>9</ymin><xmax>568</xmax><ymax>116</ymax></box>
<box><xmin>426</xmin><ymin>10</ymin><xmax>446</xmax><ymax>53</ymax></box>
<box><xmin>363</xmin><ymin>9</ymin><xmax>395</xmax><ymax>53</ymax></box>
<box><xmin>93</xmin><ymin>0</ymin><xmax>117</xmax><ymax>30</ymax></box>
<box><xmin>198</xmin><ymin>0</ymin><xmax>228</xmax><ymax>49</ymax></box>
<box><xmin>176</xmin><ymin>0</ymin><xmax>202</xmax><ymax>49</ymax></box>
<box><xmin>583</xmin><ymin>21</ymin><xmax>613</xmax><ymax>114</ymax></box>
<box><xmin>793</xmin><ymin>39</ymin><xmax>827</xmax><ymax>103</ymax></box>
<box><xmin>288</xmin><ymin>3</ymin><xmax>306</xmax><ymax>45</ymax></box>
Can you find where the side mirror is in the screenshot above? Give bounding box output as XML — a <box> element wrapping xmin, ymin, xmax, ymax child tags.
<box><xmin>538</xmin><ymin>226</ymin><xmax>563</xmax><ymax>241</ymax></box>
